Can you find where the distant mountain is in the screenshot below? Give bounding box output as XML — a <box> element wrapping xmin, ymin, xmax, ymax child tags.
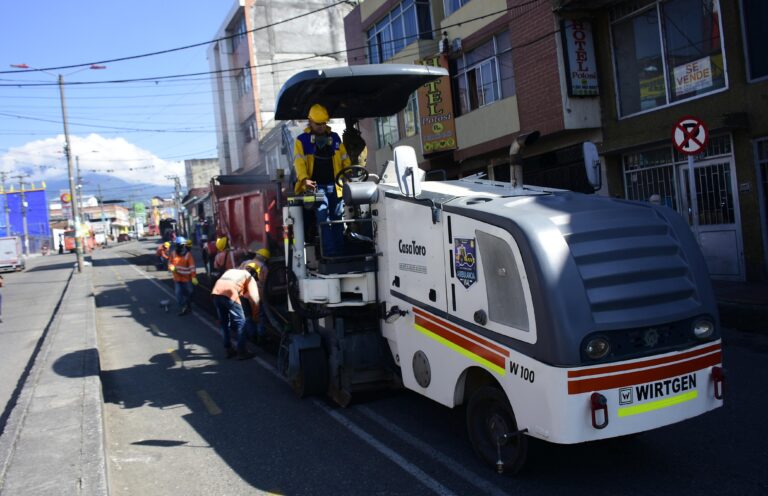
<box><xmin>42</xmin><ymin>173</ymin><xmax>177</xmax><ymax>205</ymax></box>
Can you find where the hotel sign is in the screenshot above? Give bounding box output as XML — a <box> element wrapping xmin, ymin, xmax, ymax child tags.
<box><xmin>416</xmin><ymin>54</ymin><xmax>457</xmax><ymax>155</ymax></box>
<box><xmin>561</xmin><ymin>20</ymin><xmax>599</xmax><ymax>97</ymax></box>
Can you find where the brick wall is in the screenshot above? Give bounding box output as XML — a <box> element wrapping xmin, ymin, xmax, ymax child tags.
<box><xmin>508</xmin><ymin>0</ymin><xmax>564</xmax><ymax>136</ymax></box>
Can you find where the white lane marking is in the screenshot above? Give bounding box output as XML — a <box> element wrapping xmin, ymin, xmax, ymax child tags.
<box><xmin>357</xmin><ymin>406</ymin><xmax>508</xmax><ymax>496</ymax></box>
<box><xmin>130</xmin><ymin>295</ymin><xmax>138</xmax><ymax>302</ymax></box>
<box><xmin>125</xmin><ymin>262</ymin><xmax>455</xmax><ymax>494</ymax></box>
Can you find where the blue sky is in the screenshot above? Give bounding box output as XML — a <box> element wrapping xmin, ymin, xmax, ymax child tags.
<box><xmin>0</xmin><ymin>0</ymin><xmax>234</xmax><ymax>198</ymax></box>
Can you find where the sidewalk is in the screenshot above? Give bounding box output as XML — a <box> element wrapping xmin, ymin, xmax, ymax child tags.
<box><xmin>0</xmin><ymin>261</ymin><xmax>108</xmax><ymax>496</ymax></box>
<box><xmin>712</xmin><ymin>279</ymin><xmax>768</xmax><ymax>332</ymax></box>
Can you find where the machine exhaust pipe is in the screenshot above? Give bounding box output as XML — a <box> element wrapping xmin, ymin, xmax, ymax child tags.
<box><xmin>509</xmin><ymin>131</ymin><xmax>540</xmax><ymax>189</ymax></box>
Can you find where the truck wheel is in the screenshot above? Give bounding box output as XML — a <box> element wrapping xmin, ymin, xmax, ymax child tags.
<box><xmin>466</xmin><ymin>386</ymin><xmax>527</xmax><ymax>474</ymax></box>
<box><xmin>291</xmin><ymin>348</ymin><xmax>328</xmax><ymax>398</ymax></box>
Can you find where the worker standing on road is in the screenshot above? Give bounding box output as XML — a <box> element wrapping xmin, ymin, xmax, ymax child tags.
<box><xmin>156</xmin><ymin>241</ymin><xmax>171</xmax><ymax>271</ymax></box>
<box><xmin>293</xmin><ymin>103</ymin><xmax>353</xmax><ymax>257</ymax></box>
<box><xmin>213</xmin><ymin>236</ymin><xmax>233</xmax><ymax>275</ymax></box>
<box><xmin>168</xmin><ymin>236</ymin><xmax>198</xmax><ymax>316</ymax></box>
<box><xmin>212</xmin><ymin>264</ymin><xmax>260</xmax><ymax>360</ymax></box>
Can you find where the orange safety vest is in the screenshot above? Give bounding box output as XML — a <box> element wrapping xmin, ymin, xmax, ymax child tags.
<box><xmin>156</xmin><ymin>244</ymin><xmax>169</xmax><ymax>260</ymax></box>
<box><xmin>169</xmin><ymin>252</ymin><xmax>196</xmax><ymax>283</ymax></box>
<box><xmin>212</xmin><ymin>269</ymin><xmax>259</xmax><ymax>305</ymax></box>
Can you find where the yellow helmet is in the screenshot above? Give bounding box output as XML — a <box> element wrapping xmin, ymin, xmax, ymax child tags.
<box><xmin>215</xmin><ymin>236</ymin><xmax>228</xmax><ymax>251</ymax></box>
<box><xmin>308</xmin><ymin>103</ymin><xmax>329</xmax><ymax>124</ymax></box>
<box><xmin>245</xmin><ymin>262</ymin><xmax>260</xmax><ymax>275</ymax></box>
<box><xmin>163</xmin><ymin>242</ymin><xmax>170</xmax><ymax>248</ymax></box>
<box><xmin>185</xmin><ymin>239</ymin><xmax>193</xmax><ymax>247</ymax></box>
<box><xmin>256</xmin><ymin>248</ymin><xmax>271</xmax><ymax>260</ymax></box>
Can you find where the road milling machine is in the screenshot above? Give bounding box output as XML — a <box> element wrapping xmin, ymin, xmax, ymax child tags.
<box><xmin>273</xmin><ymin>65</ymin><xmax>724</xmax><ymax>473</ymax></box>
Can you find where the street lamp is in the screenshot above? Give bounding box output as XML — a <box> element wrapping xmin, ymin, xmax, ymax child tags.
<box><xmin>10</xmin><ymin>63</ymin><xmax>106</xmax><ymax>273</ymax></box>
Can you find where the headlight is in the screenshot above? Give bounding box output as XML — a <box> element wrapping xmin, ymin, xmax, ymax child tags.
<box><xmin>692</xmin><ymin>318</ymin><xmax>714</xmax><ymax>339</ymax></box>
<box><xmin>585</xmin><ymin>337</ymin><xmax>610</xmax><ymax>360</ymax></box>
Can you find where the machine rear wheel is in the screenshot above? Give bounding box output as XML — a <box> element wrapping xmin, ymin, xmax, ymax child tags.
<box><xmin>291</xmin><ymin>348</ymin><xmax>328</xmax><ymax>398</ymax></box>
<box><xmin>466</xmin><ymin>386</ymin><xmax>527</xmax><ymax>474</ymax></box>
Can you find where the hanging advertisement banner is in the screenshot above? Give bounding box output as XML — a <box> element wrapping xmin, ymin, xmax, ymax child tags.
<box><xmin>561</xmin><ymin>20</ymin><xmax>599</xmax><ymax>96</ymax></box>
<box><xmin>416</xmin><ymin>54</ymin><xmax>458</xmax><ymax>155</ymax></box>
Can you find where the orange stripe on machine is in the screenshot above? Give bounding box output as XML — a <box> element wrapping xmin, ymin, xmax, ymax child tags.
<box><xmin>567</xmin><ymin>349</ymin><xmax>721</xmax><ymax>395</ymax></box>
<box><xmin>413</xmin><ymin>308</ymin><xmax>509</xmax><ymax>370</ymax></box>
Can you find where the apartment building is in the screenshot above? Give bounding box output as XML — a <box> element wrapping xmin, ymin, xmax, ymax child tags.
<box><xmin>344</xmin><ymin>0</ymin><xmax>604</xmax><ymax>186</ymax></box>
<box><xmin>555</xmin><ymin>0</ymin><xmax>768</xmax><ymax>281</ymax></box>
<box><xmin>208</xmin><ymin>0</ymin><xmax>352</xmax><ymax>177</ymax></box>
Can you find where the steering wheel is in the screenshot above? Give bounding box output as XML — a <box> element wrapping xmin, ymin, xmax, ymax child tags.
<box><xmin>335</xmin><ymin>165</ymin><xmax>369</xmax><ymax>187</ymax></box>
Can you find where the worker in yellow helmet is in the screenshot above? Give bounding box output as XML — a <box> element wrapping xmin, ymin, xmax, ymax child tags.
<box><xmin>239</xmin><ymin>246</ymin><xmax>271</xmax><ymax>340</ymax></box>
<box><xmin>155</xmin><ymin>241</ymin><xmax>171</xmax><ymax>271</ymax></box>
<box><xmin>293</xmin><ymin>103</ymin><xmax>354</xmax><ymax>257</ymax></box>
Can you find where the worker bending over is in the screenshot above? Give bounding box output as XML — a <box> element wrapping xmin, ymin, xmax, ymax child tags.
<box><xmin>239</xmin><ymin>247</ymin><xmax>270</xmax><ymax>339</ymax></box>
<box><xmin>211</xmin><ymin>263</ymin><xmax>260</xmax><ymax>360</ymax></box>
<box><xmin>168</xmin><ymin>236</ymin><xmax>198</xmax><ymax>315</ymax></box>
<box><xmin>156</xmin><ymin>241</ymin><xmax>171</xmax><ymax>270</ymax></box>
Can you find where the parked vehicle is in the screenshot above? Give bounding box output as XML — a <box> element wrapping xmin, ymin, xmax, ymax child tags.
<box><xmin>0</xmin><ymin>236</ymin><xmax>25</xmax><ymax>272</ymax></box>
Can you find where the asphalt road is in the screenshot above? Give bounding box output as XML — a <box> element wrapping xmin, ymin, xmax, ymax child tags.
<box><xmin>93</xmin><ymin>240</ymin><xmax>768</xmax><ymax>496</ymax></box>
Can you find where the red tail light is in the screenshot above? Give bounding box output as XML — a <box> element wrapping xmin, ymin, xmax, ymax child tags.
<box><xmin>590</xmin><ymin>392</ymin><xmax>608</xmax><ymax>429</ymax></box>
<box><xmin>712</xmin><ymin>366</ymin><xmax>725</xmax><ymax>400</ymax></box>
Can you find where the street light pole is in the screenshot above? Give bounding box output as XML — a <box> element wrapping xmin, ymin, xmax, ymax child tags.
<box><xmin>59</xmin><ymin>74</ymin><xmax>84</xmax><ymax>273</ymax></box>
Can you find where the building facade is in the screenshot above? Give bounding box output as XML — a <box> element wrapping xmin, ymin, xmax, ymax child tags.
<box><xmin>184</xmin><ymin>158</ymin><xmax>220</xmax><ymax>189</ymax></box>
<box><xmin>344</xmin><ymin>0</ymin><xmax>768</xmax><ymax>281</ymax></box>
<box><xmin>555</xmin><ymin>0</ymin><xmax>768</xmax><ymax>281</ymax></box>
<box><xmin>208</xmin><ymin>0</ymin><xmax>352</xmax><ymax>176</ymax></box>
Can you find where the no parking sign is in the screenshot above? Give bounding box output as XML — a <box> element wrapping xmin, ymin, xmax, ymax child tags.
<box><xmin>672</xmin><ymin>116</ymin><xmax>708</xmax><ymax>155</ymax></box>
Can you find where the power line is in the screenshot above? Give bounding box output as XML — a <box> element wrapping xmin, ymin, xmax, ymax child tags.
<box><xmin>0</xmin><ymin>1</ymin><xmax>546</xmax><ymax>88</ymax></box>
<box><xmin>0</xmin><ymin>0</ymin><xmax>353</xmax><ymax>76</ymax></box>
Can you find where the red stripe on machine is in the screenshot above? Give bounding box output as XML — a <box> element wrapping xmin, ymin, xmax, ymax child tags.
<box><xmin>414</xmin><ymin>314</ymin><xmax>507</xmax><ymax>370</ymax></box>
<box><xmin>567</xmin><ymin>351</ymin><xmax>721</xmax><ymax>395</ymax></box>
<box><xmin>412</xmin><ymin>307</ymin><xmax>510</xmax><ymax>357</ymax></box>
<box><xmin>568</xmin><ymin>343</ymin><xmax>721</xmax><ymax>378</ymax></box>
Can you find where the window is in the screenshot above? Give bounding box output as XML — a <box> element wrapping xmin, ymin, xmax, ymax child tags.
<box><xmin>375</xmin><ymin>115</ymin><xmax>399</xmax><ymax>149</ymax></box>
<box><xmin>741</xmin><ymin>0</ymin><xmax>768</xmax><ymax>81</ymax></box>
<box><xmin>404</xmin><ymin>92</ymin><xmax>419</xmax><ymax>137</ymax></box>
<box><xmin>242</xmin><ymin>115</ymin><xmax>256</xmax><ymax>143</ymax></box>
<box><xmin>230</xmin><ymin>15</ymin><xmax>247</xmax><ymax>52</ymax></box>
<box><xmin>476</xmin><ymin>230</ymin><xmax>529</xmax><ymax>331</ymax></box>
<box><xmin>444</xmin><ymin>0</ymin><xmax>472</xmax><ymax>17</ymax></box>
<box><xmin>611</xmin><ymin>0</ymin><xmax>726</xmax><ymax>116</ymax></box>
<box><xmin>452</xmin><ymin>32</ymin><xmax>514</xmax><ymax>115</ymax></box>
<box><xmin>236</xmin><ymin>64</ymin><xmax>253</xmax><ymax>98</ymax></box>
<box><xmin>367</xmin><ymin>0</ymin><xmax>433</xmax><ymax>63</ymax></box>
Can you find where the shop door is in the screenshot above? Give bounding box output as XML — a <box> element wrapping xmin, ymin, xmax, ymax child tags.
<box><xmin>679</xmin><ymin>158</ymin><xmax>745</xmax><ymax>280</ymax></box>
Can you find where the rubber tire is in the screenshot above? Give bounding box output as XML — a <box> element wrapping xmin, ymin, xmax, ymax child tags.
<box><xmin>291</xmin><ymin>348</ymin><xmax>328</xmax><ymax>398</ymax></box>
<box><xmin>466</xmin><ymin>386</ymin><xmax>527</xmax><ymax>474</ymax></box>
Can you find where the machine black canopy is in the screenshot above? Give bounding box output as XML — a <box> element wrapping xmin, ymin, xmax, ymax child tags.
<box><xmin>274</xmin><ymin>64</ymin><xmax>448</xmax><ymax>121</ymax></box>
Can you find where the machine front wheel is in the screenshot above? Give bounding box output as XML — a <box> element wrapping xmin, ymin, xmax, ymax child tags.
<box><xmin>466</xmin><ymin>386</ymin><xmax>527</xmax><ymax>474</ymax></box>
<box><xmin>290</xmin><ymin>348</ymin><xmax>328</xmax><ymax>398</ymax></box>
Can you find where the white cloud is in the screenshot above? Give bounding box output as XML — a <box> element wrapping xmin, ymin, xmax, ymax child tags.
<box><xmin>1</xmin><ymin>134</ymin><xmax>184</xmax><ymax>186</ymax></box>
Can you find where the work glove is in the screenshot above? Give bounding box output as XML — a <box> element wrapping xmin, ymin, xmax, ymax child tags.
<box><xmin>168</xmin><ymin>265</ymin><xmax>176</xmax><ymax>272</ymax></box>
<box><xmin>191</xmin><ymin>277</ymin><xmax>199</xmax><ymax>286</ymax></box>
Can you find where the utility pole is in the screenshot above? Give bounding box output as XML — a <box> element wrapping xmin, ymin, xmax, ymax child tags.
<box><xmin>166</xmin><ymin>175</ymin><xmax>183</xmax><ymax>235</ymax></box>
<box><xmin>98</xmin><ymin>183</ymin><xmax>108</xmax><ymax>246</ymax></box>
<box><xmin>13</xmin><ymin>174</ymin><xmax>30</xmax><ymax>255</ymax></box>
<box><xmin>0</xmin><ymin>171</ymin><xmax>9</xmax><ymax>236</ymax></box>
<box><xmin>59</xmin><ymin>74</ymin><xmax>84</xmax><ymax>273</ymax></box>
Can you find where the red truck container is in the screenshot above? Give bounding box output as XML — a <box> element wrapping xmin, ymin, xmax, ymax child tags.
<box><xmin>211</xmin><ymin>174</ymin><xmax>288</xmax><ymax>260</ymax></box>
